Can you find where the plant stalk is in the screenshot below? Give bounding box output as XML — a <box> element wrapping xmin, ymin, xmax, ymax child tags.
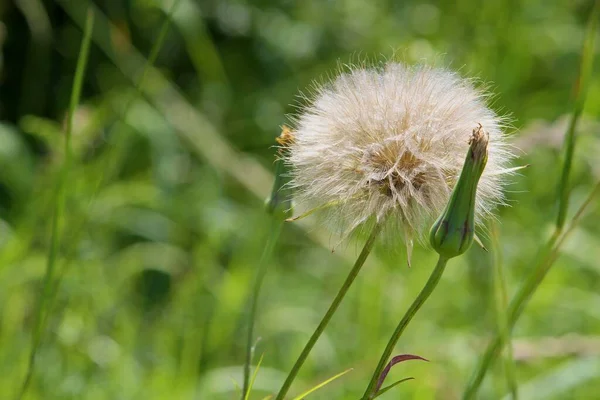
<box><xmin>463</xmin><ymin>1</ymin><xmax>599</xmax><ymax>396</ymax></box>
<box><xmin>275</xmin><ymin>222</ymin><xmax>383</xmax><ymax>400</ymax></box>
<box><xmin>463</xmin><ymin>181</ymin><xmax>600</xmax><ymax>399</ymax></box>
<box><xmin>362</xmin><ymin>255</ymin><xmax>449</xmax><ymax>399</ymax></box>
<box><xmin>242</xmin><ymin>217</ymin><xmax>284</xmax><ymax>398</ymax></box>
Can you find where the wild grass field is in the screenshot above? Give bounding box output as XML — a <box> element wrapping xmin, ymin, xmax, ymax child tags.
<box><xmin>1</xmin><ymin>0</ymin><xmax>600</xmax><ymax>399</ymax></box>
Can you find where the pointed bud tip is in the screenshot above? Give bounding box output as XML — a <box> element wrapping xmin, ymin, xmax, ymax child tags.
<box><xmin>429</xmin><ymin>124</ymin><xmax>490</xmax><ymax>259</ymax></box>
<box><xmin>469</xmin><ymin>123</ymin><xmax>489</xmax><ymax>162</ymax></box>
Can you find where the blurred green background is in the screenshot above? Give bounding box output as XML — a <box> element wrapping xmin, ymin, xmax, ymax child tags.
<box><xmin>1</xmin><ymin>0</ymin><xmax>599</xmax><ymax>399</ymax></box>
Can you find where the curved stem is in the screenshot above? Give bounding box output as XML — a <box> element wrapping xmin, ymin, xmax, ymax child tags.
<box><xmin>462</xmin><ymin>240</ymin><xmax>553</xmax><ymax>400</ymax></box>
<box><xmin>362</xmin><ymin>256</ymin><xmax>449</xmax><ymax>400</ymax></box>
<box><xmin>242</xmin><ymin>217</ymin><xmax>284</xmax><ymax>398</ymax></box>
<box><xmin>462</xmin><ymin>181</ymin><xmax>600</xmax><ymax>400</ymax></box>
<box><xmin>275</xmin><ymin>222</ymin><xmax>383</xmax><ymax>400</ymax></box>
<box><xmin>463</xmin><ymin>3</ymin><xmax>599</xmax><ymax>394</ymax></box>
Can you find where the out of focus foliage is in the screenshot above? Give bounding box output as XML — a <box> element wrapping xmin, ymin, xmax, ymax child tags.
<box><xmin>0</xmin><ymin>0</ymin><xmax>599</xmax><ymax>399</ymax></box>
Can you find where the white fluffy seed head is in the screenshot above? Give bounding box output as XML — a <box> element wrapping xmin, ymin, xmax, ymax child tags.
<box><xmin>285</xmin><ymin>62</ymin><xmax>515</xmax><ymax>242</ymax></box>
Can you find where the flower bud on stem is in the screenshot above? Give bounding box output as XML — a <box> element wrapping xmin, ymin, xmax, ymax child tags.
<box><xmin>430</xmin><ymin>124</ymin><xmax>489</xmax><ymax>259</ymax></box>
<box><xmin>242</xmin><ymin>127</ymin><xmax>293</xmax><ymax>399</ymax></box>
<box><xmin>362</xmin><ymin>125</ymin><xmax>489</xmax><ymax>399</ymax></box>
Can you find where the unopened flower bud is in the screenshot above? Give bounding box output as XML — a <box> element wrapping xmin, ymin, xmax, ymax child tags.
<box><xmin>429</xmin><ymin>124</ymin><xmax>489</xmax><ymax>259</ymax></box>
<box><xmin>265</xmin><ymin>126</ymin><xmax>294</xmax><ymax>219</ymax></box>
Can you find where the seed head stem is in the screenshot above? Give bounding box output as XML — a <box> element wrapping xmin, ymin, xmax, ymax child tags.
<box><xmin>243</xmin><ymin>127</ymin><xmax>293</xmax><ymax>398</ymax></box>
<box><xmin>361</xmin><ymin>255</ymin><xmax>448</xmax><ymax>399</ymax></box>
<box><xmin>275</xmin><ymin>222</ymin><xmax>383</xmax><ymax>400</ymax></box>
<box><xmin>242</xmin><ymin>217</ymin><xmax>284</xmax><ymax>399</ymax></box>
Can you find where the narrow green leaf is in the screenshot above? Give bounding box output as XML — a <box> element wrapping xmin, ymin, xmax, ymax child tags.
<box><xmin>556</xmin><ymin>0</ymin><xmax>599</xmax><ymax>229</ymax></box>
<box><xmin>286</xmin><ymin>199</ymin><xmax>342</xmax><ymax>222</ymax></box>
<box><xmin>463</xmin><ymin>3</ymin><xmax>600</xmax><ymax>397</ymax></box>
<box><xmin>372</xmin><ymin>377</ymin><xmax>415</xmax><ymax>399</ymax></box>
<box><xmin>244</xmin><ymin>353</ymin><xmax>265</xmax><ymax>400</ymax></box>
<box><xmin>242</xmin><ymin>219</ymin><xmax>283</xmax><ymax>398</ymax></box>
<box><xmin>291</xmin><ymin>368</ymin><xmax>353</xmax><ymax>400</ymax></box>
<box><xmin>229</xmin><ymin>377</ymin><xmax>242</xmax><ymax>395</ymax></box>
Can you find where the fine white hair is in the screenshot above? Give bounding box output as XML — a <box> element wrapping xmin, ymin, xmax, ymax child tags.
<box><xmin>286</xmin><ymin>62</ymin><xmax>515</xmax><ymax>242</ymax></box>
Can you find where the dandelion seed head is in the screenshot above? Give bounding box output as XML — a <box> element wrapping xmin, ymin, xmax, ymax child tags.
<box><xmin>286</xmin><ymin>62</ymin><xmax>515</xmax><ymax>242</ymax></box>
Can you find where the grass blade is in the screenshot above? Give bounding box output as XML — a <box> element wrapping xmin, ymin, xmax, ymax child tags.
<box><xmin>372</xmin><ymin>377</ymin><xmax>415</xmax><ymax>399</ymax></box>
<box><xmin>290</xmin><ymin>368</ymin><xmax>353</xmax><ymax>400</ymax></box>
<box><xmin>17</xmin><ymin>9</ymin><xmax>94</xmax><ymax>400</ymax></box>
<box><xmin>242</xmin><ymin>218</ymin><xmax>283</xmax><ymax>398</ymax></box>
<box><xmin>244</xmin><ymin>353</ymin><xmax>265</xmax><ymax>400</ymax></box>
<box><xmin>463</xmin><ymin>2</ymin><xmax>600</xmax><ymax>397</ymax></box>
<box><xmin>463</xmin><ymin>181</ymin><xmax>600</xmax><ymax>400</ymax></box>
<box><xmin>555</xmin><ymin>0</ymin><xmax>600</xmax><ymax>229</ymax></box>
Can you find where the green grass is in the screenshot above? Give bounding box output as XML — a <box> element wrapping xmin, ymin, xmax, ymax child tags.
<box><xmin>490</xmin><ymin>221</ymin><xmax>518</xmax><ymax>399</ymax></box>
<box><xmin>463</xmin><ymin>3</ymin><xmax>600</xmax><ymax>397</ymax></box>
<box><xmin>1</xmin><ymin>0</ymin><xmax>600</xmax><ymax>399</ymax></box>
<box><xmin>17</xmin><ymin>9</ymin><xmax>94</xmax><ymax>399</ymax></box>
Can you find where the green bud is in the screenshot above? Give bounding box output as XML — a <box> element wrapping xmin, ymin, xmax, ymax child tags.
<box><xmin>429</xmin><ymin>124</ymin><xmax>489</xmax><ymax>259</ymax></box>
<box><xmin>265</xmin><ymin>158</ymin><xmax>293</xmax><ymax>219</ymax></box>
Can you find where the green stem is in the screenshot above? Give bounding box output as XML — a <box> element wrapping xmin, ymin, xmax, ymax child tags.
<box><xmin>463</xmin><ymin>238</ymin><xmax>554</xmax><ymax>400</ymax></box>
<box><xmin>362</xmin><ymin>256</ymin><xmax>449</xmax><ymax>400</ymax></box>
<box><xmin>463</xmin><ymin>181</ymin><xmax>600</xmax><ymax>400</ymax></box>
<box><xmin>242</xmin><ymin>217</ymin><xmax>284</xmax><ymax>398</ymax></box>
<box><xmin>275</xmin><ymin>222</ymin><xmax>383</xmax><ymax>400</ymax></box>
<box><xmin>555</xmin><ymin>0</ymin><xmax>599</xmax><ymax>229</ymax></box>
<box><xmin>463</xmin><ymin>2</ymin><xmax>599</xmax><ymax>395</ymax></box>
<box><xmin>17</xmin><ymin>9</ymin><xmax>94</xmax><ymax>400</ymax></box>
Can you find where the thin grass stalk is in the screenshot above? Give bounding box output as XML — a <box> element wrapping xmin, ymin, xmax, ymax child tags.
<box><xmin>17</xmin><ymin>10</ymin><xmax>94</xmax><ymax>400</ymax></box>
<box><xmin>361</xmin><ymin>256</ymin><xmax>448</xmax><ymax>399</ymax></box>
<box><xmin>463</xmin><ymin>3</ymin><xmax>599</xmax><ymax>397</ymax></box>
<box><xmin>463</xmin><ymin>181</ymin><xmax>600</xmax><ymax>399</ymax></box>
<box><xmin>242</xmin><ymin>217</ymin><xmax>284</xmax><ymax>398</ymax></box>
<box><xmin>275</xmin><ymin>222</ymin><xmax>384</xmax><ymax>400</ymax></box>
<box><xmin>290</xmin><ymin>368</ymin><xmax>353</xmax><ymax>400</ymax></box>
<box><xmin>243</xmin><ymin>131</ymin><xmax>292</xmax><ymax>397</ymax></box>
<box><xmin>48</xmin><ymin>0</ymin><xmax>182</xmax><ymax>310</ymax></box>
<box><xmin>490</xmin><ymin>222</ymin><xmax>518</xmax><ymax>399</ymax></box>
<box><xmin>555</xmin><ymin>0</ymin><xmax>599</xmax><ymax>229</ymax></box>
<box><xmin>101</xmin><ymin>0</ymin><xmax>183</xmax><ymax>180</ymax></box>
